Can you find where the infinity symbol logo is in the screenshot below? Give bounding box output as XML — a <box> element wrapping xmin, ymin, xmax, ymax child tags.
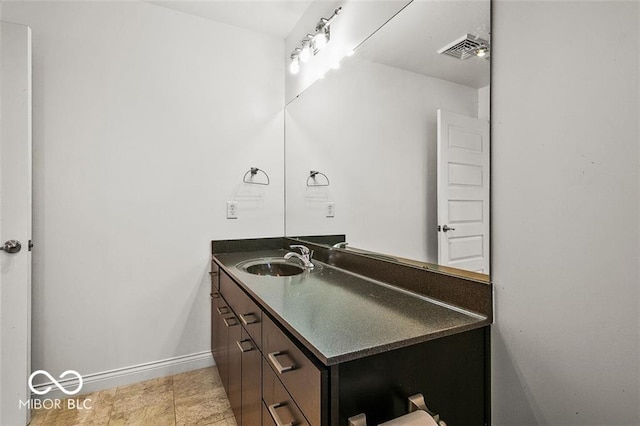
<box><xmin>29</xmin><ymin>370</ymin><xmax>84</xmax><ymax>396</ymax></box>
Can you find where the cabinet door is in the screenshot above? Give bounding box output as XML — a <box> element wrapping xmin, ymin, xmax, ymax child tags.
<box><xmin>220</xmin><ymin>271</ymin><xmax>262</xmax><ymax>349</ymax></box>
<box><xmin>214</xmin><ymin>301</ymin><xmax>235</xmax><ymax>394</ymax></box>
<box><xmin>210</xmin><ymin>263</ymin><xmax>220</xmax><ymax>356</ymax></box>
<box><xmin>239</xmin><ymin>328</ymin><xmax>262</xmax><ymax>426</ymax></box>
<box><xmin>229</xmin><ymin>319</ymin><xmax>243</xmax><ymax>424</ymax></box>
<box><xmin>210</xmin><ymin>291</ymin><xmax>221</xmax><ymax>356</ymax></box>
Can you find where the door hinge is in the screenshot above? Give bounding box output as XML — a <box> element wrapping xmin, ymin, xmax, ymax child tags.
<box><xmin>28</xmin><ymin>240</ymin><xmax>33</xmax><ymax>251</ymax></box>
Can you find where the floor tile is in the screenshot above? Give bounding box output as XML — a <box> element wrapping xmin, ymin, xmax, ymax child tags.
<box><xmin>30</xmin><ymin>367</ymin><xmax>233</xmax><ymax>426</ymax></box>
<box><xmin>107</xmin><ymin>402</ymin><xmax>175</xmax><ymax>426</ymax></box>
<box><xmin>207</xmin><ymin>416</ymin><xmax>238</xmax><ymax>426</ymax></box>
<box><xmin>28</xmin><ymin>408</ymin><xmax>50</xmax><ymax>426</ymax></box>
<box><xmin>111</xmin><ymin>377</ymin><xmax>174</xmax><ymax>415</ymax></box>
<box><xmin>174</xmin><ymin>389</ymin><xmax>231</xmax><ymax>426</ymax></box>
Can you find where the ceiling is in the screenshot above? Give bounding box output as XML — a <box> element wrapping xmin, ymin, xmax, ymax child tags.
<box><xmin>146</xmin><ymin>0</ymin><xmax>490</xmax><ymax>89</ymax></box>
<box><xmin>147</xmin><ymin>0</ymin><xmax>313</xmax><ymax>39</ymax></box>
<box><xmin>357</xmin><ymin>0</ymin><xmax>490</xmax><ymax>88</ymax></box>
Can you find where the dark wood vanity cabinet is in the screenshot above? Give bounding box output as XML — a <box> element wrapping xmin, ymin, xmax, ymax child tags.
<box><xmin>213</xmin><ymin>268</ymin><xmax>326</xmax><ymax>426</ymax></box>
<box><xmin>211</xmin><ymin>264</ymin><xmax>489</xmax><ymax>426</ymax></box>
<box><xmin>334</xmin><ymin>328</ymin><xmax>488</xmax><ymax>426</ymax></box>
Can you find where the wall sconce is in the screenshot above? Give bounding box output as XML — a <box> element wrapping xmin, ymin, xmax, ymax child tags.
<box><xmin>289</xmin><ymin>7</ymin><xmax>342</xmax><ymax>74</ymax></box>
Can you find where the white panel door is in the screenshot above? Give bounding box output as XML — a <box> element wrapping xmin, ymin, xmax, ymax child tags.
<box><xmin>0</xmin><ymin>21</ymin><xmax>33</xmax><ymax>426</ymax></box>
<box><xmin>437</xmin><ymin>109</ymin><xmax>489</xmax><ymax>274</ymax></box>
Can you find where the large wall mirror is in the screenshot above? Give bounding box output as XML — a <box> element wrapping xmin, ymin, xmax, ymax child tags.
<box><xmin>285</xmin><ymin>0</ymin><xmax>491</xmax><ymax>280</ymax></box>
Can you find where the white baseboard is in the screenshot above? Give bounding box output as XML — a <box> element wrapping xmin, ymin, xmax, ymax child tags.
<box><xmin>31</xmin><ymin>351</ymin><xmax>214</xmax><ymax>401</ymax></box>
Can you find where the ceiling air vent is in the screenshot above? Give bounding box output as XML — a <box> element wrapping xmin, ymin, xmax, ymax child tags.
<box><xmin>437</xmin><ymin>33</ymin><xmax>490</xmax><ymax>60</ymax></box>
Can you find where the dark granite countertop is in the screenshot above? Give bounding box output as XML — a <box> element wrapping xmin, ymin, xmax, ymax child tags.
<box><xmin>214</xmin><ymin>249</ymin><xmax>490</xmax><ymax>366</ymax></box>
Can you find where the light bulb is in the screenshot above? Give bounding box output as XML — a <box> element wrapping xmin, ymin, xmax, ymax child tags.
<box><xmin>289</xmin><ymin>57</ymin><xmax>300</xmax><ymax>75</ymax></box>
<box><xmin>476</xmin><ymin>47</ymin><xmax>487</xmax><ymax>57</ymax></box>
<box><xmin>313</xmin><ymin>32</ymin><xmax>327</xmax><ymax>50</ymax></box>
<box><xmin>300</xmin><ymin>44</ymin><xmax>311</xmax><ymax>63</ymax></box>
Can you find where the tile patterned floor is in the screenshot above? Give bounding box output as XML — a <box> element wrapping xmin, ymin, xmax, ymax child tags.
<box><xmin>29</xmin><ymin>367</ymin><xmax>236</xmax><ymax>426</ymax></box>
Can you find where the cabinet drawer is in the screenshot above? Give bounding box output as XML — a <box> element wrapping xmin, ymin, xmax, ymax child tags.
<box><xmin>220</xmin><ymin>271</ymin><xmax>262</xmax><ymax>349</ymax></box>
<box><xmin>263</xmin><ymin>315</ymin><xmax>323</xmax><ymax>425</ymax></box>
<box><xmin>263</xmin><ymin>358</ymin><xmax>310</xmax><ymax>426</ymax></box>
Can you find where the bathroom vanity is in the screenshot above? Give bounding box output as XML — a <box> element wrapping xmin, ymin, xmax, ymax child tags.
<box><xmin>210</xmin><ymin>238</ymin><xmax>492</xmax><ymax>426</ymax></box>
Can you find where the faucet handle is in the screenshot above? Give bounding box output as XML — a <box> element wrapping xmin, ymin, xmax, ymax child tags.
<box><xmin>290</xmin><ymin>244</ymin><xmax>310</xmax><ymax>256</ymax></box>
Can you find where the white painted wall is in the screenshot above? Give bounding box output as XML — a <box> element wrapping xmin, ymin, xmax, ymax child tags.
<box><xmin>492</xmin><ymin>1</ymin><xmax>640</xmax><ymax>424</ymax></box>
<box><xmin>2</xmin><ymin>1</ymin><xmax>284</xmax><ymax>386</ymax></box>
<box><xmin>286</xmin><ymin>58</ymin><xmax>478</xmax><ymax>262</ymax></box>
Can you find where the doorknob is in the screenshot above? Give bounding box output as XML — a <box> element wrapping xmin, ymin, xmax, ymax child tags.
<box><xmin>0</xmin><ymin>240</ymin><xmax>21</xmax><ymax>254</ymax></box>
<box><xmin>442</xmin><ymin>225</ymin><xmax>456</xmax><ymax>232</ymax></box>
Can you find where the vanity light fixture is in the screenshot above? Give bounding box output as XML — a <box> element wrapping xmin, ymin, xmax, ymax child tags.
<box><xmin>313</xmin><ymin>31</ymin><xmax>328</xmax><ymax>50</ymax></box>
<box><xmin>288</xmin><ymin>7</ymin><xmax>342</xmax><ymax>74</ymax></box>
<box><xmin>299</xmin><ymin>36</ymin><xmax>313</xmax><ymax>63</ymax></box>
<box><xmin>290</xmin><ymin>48</ymin><xmax>301</xmax><ymax>74</ymax></box>
<box><xmin>289</xmin><ymin>55</ymin><xmax>300</xmax><ymax>74</ymax></box>
<box><xmin>313</xmin><ymin>7</ymin><xmax>341</xmax><ymax>51</ymax></box>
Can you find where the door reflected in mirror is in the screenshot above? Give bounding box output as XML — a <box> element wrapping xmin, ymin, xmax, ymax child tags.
<box><xmin>285</xmin><ymin>0</ymin><xmax>490</xmax><ymax>281</ymax></box>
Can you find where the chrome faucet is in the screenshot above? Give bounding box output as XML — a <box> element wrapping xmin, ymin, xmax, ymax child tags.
<box><xmin>332</xmin><ymin>242</ymin><xmax>348</xmax><ymax>249</ymax></box>
<box><xmin>284</xmin><ymin>245</ymin><xmax>314</xmax><ymax>269</ymax></box>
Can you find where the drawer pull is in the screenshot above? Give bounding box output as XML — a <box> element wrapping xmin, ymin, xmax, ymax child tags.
<box><xmin>216</xmin><ymin>306</ymin><xmax>229</xmax><ymax>315</ymax></box>
<box><xmin>236</xmin><ymin>339</ymin><xmax>254</xmax><ymax>353</ymax></box>
<box><xmin>223</xmin><ymin>317</ymin><xmax>238</xmax><ymax>327</ymax></box>
<box><xmin>268</xmin><ymin>402</ymin><xmax>295</xmax><ymax>426</ymax></box>
<box><xmin>210</xmin><ymin>271</ymin><xmax>218</xmax><ymax>276</ymax></box>
<box><xmin>268</xmin><ymin>351</ymin><xmax>295</xmax><ymax>374</ymax></box>
<box><xmin>239</xmin><ymin>312</ymin><xmax>259</xmax><ymax>325</ymax></box>
<box><xmin>211</xmin><ymin>292</ymin><xmax>220</xmax><ymax>299</ymax></box>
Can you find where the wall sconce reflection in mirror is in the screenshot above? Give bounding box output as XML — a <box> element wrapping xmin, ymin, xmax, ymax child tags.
<box><xmin>243</xmin><ymin>167</ymin><xmax>270</xmax><ymax>186</ymax></box>
<box><xmin>289</xmin><ymin>7</ymin><xmax>342</xmax><ymax>75</ymax></box>
<box><xmin>307</xmin><ymin>170</ymin><xmax>330</xmax><ymax>187</ymax></box>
